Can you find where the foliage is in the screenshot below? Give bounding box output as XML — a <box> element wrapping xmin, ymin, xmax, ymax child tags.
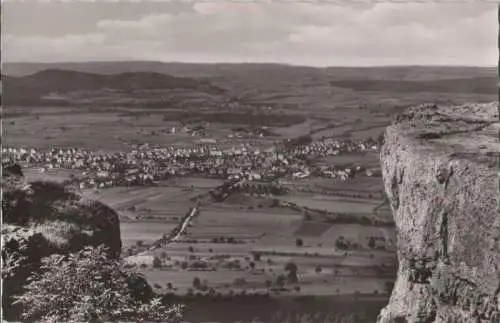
<box><xmin>295</xmin><ymin>238</ymin><xmax>304</xmax><ymax>247</ymax></box>
<box><xmin>253</xmin><ymin>252</ymin><xmax>261</xmax><ymax>261</ymax></box>
<box><xmin>193</xmin><ymin>277</ymin><xmax>201</xmax><ymax>289</ymax></box>
<box><xmin>368</xmin><ymin>237</ymin><xmax>376</xmax><ymax>249</ymax></box>
<box><xmin>335</xmin><ymin>237</ymin><xmax>349</xmax><ymax>250</ymax></box>
<box><xmin>13</xmin><ymin>245</ymin><xmax>184</xmax><ymax>322</ymax></box>
<box><xmin>285</xmin><ymin>262</ymin><xmax>298</xmax><ymax>283</ymax></box>
<box><xmin>152</xmin><ymin>256</ymin><xmax>162</xmax><ymax>269</ymax></box>
<box><xmin>276</xmin><ymin>274</ymin><xmax>286</xmax><ymax>288</ymax></box>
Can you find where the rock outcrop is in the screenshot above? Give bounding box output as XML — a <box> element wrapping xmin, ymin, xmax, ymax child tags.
<box><xmin>377</xmin><ymin>103</ymin><xmax>500</xmax><ymax>323</ymax></box>
<box><xmin>1</xmin><ymin>164</ymin><xmax>122</xmax><ymax>321</ymax></box>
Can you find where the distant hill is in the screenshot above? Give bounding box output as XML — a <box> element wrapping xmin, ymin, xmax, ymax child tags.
<box><xmin>329</xmin><ymin>77</ymin><xmax>496</xmax><ymax>95</ymax></box>
<box><xmin>3</xmin><ymin>61</ymin><xmax>496</xmax><ymax>80</ymax></box>
<box><xmin>2</xmin><ymin>69</ymin><xmax>226</xmax><ymax>106</ymax></box>
<box><xmin>2</xmin><ymin>62</ymin><xmax>496</xmax><ymax>108</ymax></box>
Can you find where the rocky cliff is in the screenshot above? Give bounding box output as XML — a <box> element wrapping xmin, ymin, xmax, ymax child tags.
<box><xmin>1</xmin><ymin>164</ymin><xmax>122</xmax><ymax>320</ymax></box>
<box><xmin>377</xmin><ymin>103</ymin><xmax>500</xmax><ymax>323</ymax></box>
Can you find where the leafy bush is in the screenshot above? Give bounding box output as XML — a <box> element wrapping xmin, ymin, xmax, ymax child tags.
<box><xmin>253</xmin><ymin>253</ymin><xmax>261</xmax><ymax>261</ymax></box>
<box><xmin>13</xmin><ymin>245</ymin><xmax>183</xmax><ymax>322</ymax></box>
<box><xmin>276</xmin><ymin>274</ymin><xmax>286</xmax><ymax>288</ymax></box>
<box><xmin>335</xmin><ymin>237</ymin><xmax>349</xmax><ymax>250</ymax></box>
<box><xmin>284</xmin><ymin>262</ymin><xmax>298</xmax><ymax>283</ymax></box>
<box><xmin>152</xmin><ymin>256</ymin><xmax>162</xmax><ymax>269</ymax></box>
<box><xmin>368</xmin><ymin>237</ymin><xmax>376</xmax><ymax>249</ymax></box>
<box><xmin>193</xmin><ymin>277</ymin><xmax>201</xmax><ymax>289</ymax></box>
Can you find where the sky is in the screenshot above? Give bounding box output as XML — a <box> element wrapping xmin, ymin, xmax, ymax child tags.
<box><xmin>1</xmin><ymin>0</ymin><xmax>497</xmax><ymax>67</ymax></box>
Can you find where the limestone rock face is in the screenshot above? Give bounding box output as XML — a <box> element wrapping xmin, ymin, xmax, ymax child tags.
<box><xmin>1</xmin><ymin>171</ymin><xmax>122</xmax><ymax>320</ymax></box>
<box><xmin>377</xmin><ymin>103</ymin><xmax>500</xmax><ymax>323</ymax></box>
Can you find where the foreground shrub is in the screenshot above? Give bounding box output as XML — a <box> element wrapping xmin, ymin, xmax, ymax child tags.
<box><xmin>13</xmin><ymin>245</ymin><xmax>184</xmax><ymax>322</ymax></box>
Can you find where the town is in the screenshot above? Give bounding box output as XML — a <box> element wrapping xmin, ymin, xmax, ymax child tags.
<box><xmin>3</xmin><ymin>136</ymin><xmax>381</xmax><ymax>190</ymax></box>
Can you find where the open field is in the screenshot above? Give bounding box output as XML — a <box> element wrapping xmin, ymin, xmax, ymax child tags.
<box><xmin>22</xmin><ymin>166</ymin><xmax>81</xmax><ymax>183</ymax></box>
<box><xmin>118</xmin><ymin>188</ymin><xmax>396</xmax><ymax>297</ymax></box>
<box><xmin>277</xmin><ymin>194</ymin><xmax>379</xmax><ymax>214</ymax></box>
<box><xmin>84</xmin><ymin>178</ymin><xmax>224</xmax><ymax>246</ymax></box>
<box><xmin>187</xmin><ymin>205</ymin><xmax>302</xmax><ymax>239</ymax></box>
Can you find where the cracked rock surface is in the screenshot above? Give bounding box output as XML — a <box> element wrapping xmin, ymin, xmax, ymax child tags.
<box><xmin>377</xmin><ymin>103</ymin><xmax>500</xmax><ymax>323</ymax></box>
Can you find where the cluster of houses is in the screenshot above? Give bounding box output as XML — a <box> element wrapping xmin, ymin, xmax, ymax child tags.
<box><xmin>2</xmin><ymin>137</ymin><xmax>380</xmax><ymax>190</ymax></box>
<box><xmin>290</xmin><ymin>137</ymin><xmax>378</xmax><ymax>158</ymax></box>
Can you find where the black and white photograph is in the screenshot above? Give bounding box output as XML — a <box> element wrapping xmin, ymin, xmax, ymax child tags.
<box><xmin>1</xmin><ymin>1</ymin><xmax>499</xmax><ymax>322</ymax></box>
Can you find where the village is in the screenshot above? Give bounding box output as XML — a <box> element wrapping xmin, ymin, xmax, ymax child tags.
<box><xmin>2</xmin><ymin>136</ymin><xmax>382</xmax><ymax>190</ymax></box>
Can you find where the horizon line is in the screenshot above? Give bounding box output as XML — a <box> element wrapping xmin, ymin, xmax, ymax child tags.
<box><xmin>3</xmin><ymin>60</ymin><xmax>496</xmax><ymax>69</ymax></box>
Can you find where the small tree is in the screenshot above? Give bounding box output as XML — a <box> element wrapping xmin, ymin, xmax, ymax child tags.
<box><xmin>295</xmin><ymin>238</ymin><xmax>303</xmax><ymax>247</ymax></box>
<box><xmin>152</xmin><ymin>256</ymin><xmax>162</xmax><ymax>269</ymax></box>
<box><xmin>253</xmin><ymin>253</ymin><xmax>261</xmax><ymax>262</ymax></box>
<box><xmin>200</xmin><ymin>279</ymin><xmax>209</xmax><ymax>292</ymax></box>
<box><xmin>315</xmin><ymin>266</ymin><xmax>322</xmax><ymax>274</ymax></box>
<box><xmin>160</xmin><ymin>251</ymin><xmax>168</xmax><ymax>260</ymax></box>
<box><xmin>284</xmin><ymin>262</ymin><xmax>298</xmax><ymax>283</ymax></box>
<box><xmin>249</xmin><ymin>261</ymin><xmax>256</xmax><ymax>269</ymax></box>
<box><xmin>188</xmin><ymin>246</ymin><xmax>194</xmax><ymax>253</ymax></box>
<box><xmin>192</xmin><ymin>277</ymin><xmax>201</xmax><ymax>290</ymax></box>
<box><xmin>368</xmin><ymin>237</ymin><xmax>376</xmax><ymax>249</ymax></box>
<box><xmin>276</xmin><ymin>274</ymin><xmax>286</xmax><ymax>288</ymax></box>
<box><xmin>335</xmin><ymin>237</ymin><xmax>348</xmax><ymax>250</ymax></box>
<box><xmin>13</xmin><ymin>246</ymin><xmax>183</xmax><ymax>322</ymax></box>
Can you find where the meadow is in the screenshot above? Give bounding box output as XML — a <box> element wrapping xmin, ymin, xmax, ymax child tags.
<box><xmin>107</xmin><ymin>180</ymin><xmax>397</xmax><ymax>299</ymax></box>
